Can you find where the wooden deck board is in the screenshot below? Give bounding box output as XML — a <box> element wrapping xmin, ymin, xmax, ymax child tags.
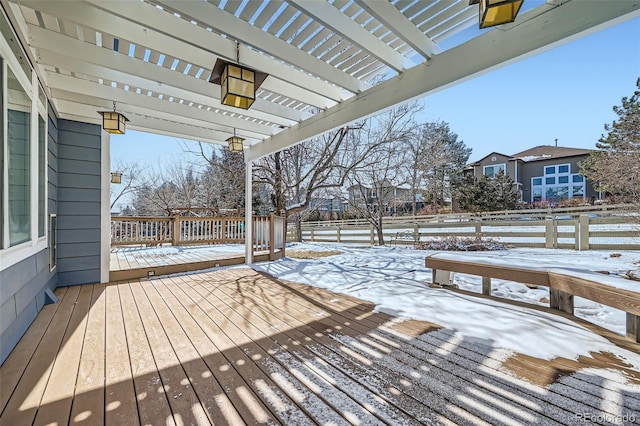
<box><xmin>69</xmin><ymin>283</ymin><xmax>106</xmax><ymax>426</ymax></box>
<box><xmin>2</xmin><ymin>268</ymin><xmax>639</xmax><ymax>426</ymax></box>
<box><xmin>0</xmin><ymin>286</ymin><xmax>67</xmax><ymax>413</ymax></box>
<box><xmin>33</xmin><ymin>284</ymin><xmax>93</xmax><ymax>425</ymax></box>
<box><xmin>104</xmin><ymin>283</ymin><xmax>139</xmax><ymax>426</ymax></box>
<box><xmin>0</xmin><ymin>286</ymin><xmax>81</xmax><ymax>425</ymax></box>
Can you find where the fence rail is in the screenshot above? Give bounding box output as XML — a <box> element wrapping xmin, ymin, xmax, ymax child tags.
<box><xmin>111</xmin><ymin>213</ymin><xmax>286</xmax><ymax>259</ymax></box>
<box><xmin>302</xmin><ymin>203</ymin><xmax>633</xmax><ymax>228</ymax></box>
<box><xmin>301</xmin><ymin>213</ymin><xmax>639</xmax><ymax>250</ymax></box>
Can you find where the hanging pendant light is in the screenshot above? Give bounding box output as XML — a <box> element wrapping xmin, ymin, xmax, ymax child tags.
<box><xmin>110</xmin><ymin>172</ymin><xmax>122</xmax><ymax>184</ymax></box>
<box><xmin>470</xmin><ymin>0</ymin><xmax>524</xmax><ymax>29</ymax></box>
<box><xmin>209</xmin><ymin>42</ymin><xmax>268</xmax><ymax>110</ymax></box>
<box><xmin>226</xmin><ymin>128</ymin><xmax>244</xmax><ymax>153</ymax></box>
<box><xmin>99</xmin><ymin>101</ymin><xmax>129</xmax><ymax>134</ymax></box>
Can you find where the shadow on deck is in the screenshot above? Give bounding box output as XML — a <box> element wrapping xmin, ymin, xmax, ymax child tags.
<box><xmin>1</xmin><ymin>268</ymin><xmax>639</xmax><ymax>425</ymax></box>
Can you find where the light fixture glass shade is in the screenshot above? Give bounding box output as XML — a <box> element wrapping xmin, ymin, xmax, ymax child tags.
<box><xmin>221</xmin><ymin>63</ymin><xmax>255</xmax><ymax>110</ymax></box>
<box><xmin>99</xmin><ymin>111</ymin><xmax>129</xmax><ymax>134</ymax></box>
<box><xmin>479</xmin><ymin>0</ymin><xmax>523</xmax><ymax>28</ymax></box>
<box><xmin>111</xmin><ymin>172</ymin><xmax>122</xmax><ymax>184</ymax></box>
<box><xmin>226</xmin><ymin>135</ymin><xmax>244</xmax><ymax>153</ymax></box>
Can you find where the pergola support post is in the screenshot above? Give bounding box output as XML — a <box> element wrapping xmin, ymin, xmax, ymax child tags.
<box><xmin>245</xmin><ymin>159</ymin><xmax>253</xmax><ymax>265</ymax></box>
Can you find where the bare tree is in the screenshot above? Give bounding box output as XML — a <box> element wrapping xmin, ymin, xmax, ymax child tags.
<box><xmin>341</xmin><ymin>104</ymin><xmax>418</xmax><ymax>244</ymax></box>
<box><xmin>110</xmin><ymin>159</ymin><xmax>147</xmax><ymax>211</ymax></box>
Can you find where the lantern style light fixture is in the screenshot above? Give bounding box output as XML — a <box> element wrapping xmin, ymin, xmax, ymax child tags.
<box><xmin>99</xmin><ymin>101</ymin><xmax>129</xmax><ymax>134</ymax></box>
<box><xmin>469</xmin><ymin>0</ymin><xmax>524</xmax><ymax>29</ymax></box>
<box><xmin>111</xmin><ymin>171</ymin><xmax>122</xmax><ymax>184</ymax></box>
<box><xmin>209</xmin><ymin>42</ymin><xmax>268</xmax><ymax>110</ymax></box>
<box><xmin>226</xmin><ymin>128</ymin><xmax>244</xmax><ymax>153</ymax></box>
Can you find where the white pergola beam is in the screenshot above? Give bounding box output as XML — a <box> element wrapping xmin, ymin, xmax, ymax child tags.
<box><xmin>248</xmin><ymin>1</ymin><xmax>640</xmax><ymax>161</ymax></box>
<box><xmin>286</xmin><ymin>0</ymin><xmax>405</xmax><ymax>72</ymax></box>
<box><xmin>53</xmin><ymin>95</ymin><xmax>250</xmax><ymax>143</ymax></box>
<box><xmin>55</xmin><ymin>99</ymin><xmax>232</xmax><ymax>145</ymax></box>
<box><xmin>19</xmin><ymin>0</ymin><xmax>346</xmax><ymax>105</ymax></box>
<box><xmin>126</xmin><ymin>0</ymin><xmax>368</xmax><ymax>95</ymax></box>
<box><xmin>352</xmin><ymin>0</ymin><xmax>439</xmax><ymax>60</ymax></box>
<box><xmin>29</xmin><ymin>26</ymin><xmax>300</xmax><ymax>126</ymax></box>
<box><xmin>46</xmin><ymin>72</ymin><xmax>277</xmax><ymax>137</ymax></box>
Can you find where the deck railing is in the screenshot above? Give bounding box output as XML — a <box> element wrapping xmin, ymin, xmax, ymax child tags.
<box><xmin>111</xmin><ymin>213</ymin><xmax>286</xmax><ymax>257</ymax></box>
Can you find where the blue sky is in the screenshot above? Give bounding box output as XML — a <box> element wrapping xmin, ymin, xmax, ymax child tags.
<box><xmin>111</xmin><ymin>16</ymin><xmax>640</xmax><ymax>167</ymax></box>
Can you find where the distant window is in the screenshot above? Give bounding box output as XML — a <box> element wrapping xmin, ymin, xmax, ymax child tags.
<box><xmin>483</xmin><ymin>163</ymin><xmax>506</xmax><ymax>178</ymax></box>
<box><xmin>572</xmin><ymin>175</ymin><xmax>584</xmax><ymax>183</ymax></box>
<box><xmin>491</xmin><ymin>156</ymin><xmax>497</xmax><ymax>161</ymax></box>
<box><xmin>558</xmin><ymin>165</ymin><xmax>569</xmax><ymax>173</ymax></box>
<box><xmin>558</xmin><ymin>176</ymin><xmax>569</xmax><ymax>184</ymax></box>
<box><xmin>545</xmin><ymin>166</ymin><xmax>555</xmax><ymax>175</ymax></box>
<box><xmin>546</xmin><ymin>177</ymin><xmax>555</xmax><ymax>185</ymax></box>
<box><xmin>532</xmin><ymin>178</ymin><xmax>542</xmax><ymax>186</ymax></box>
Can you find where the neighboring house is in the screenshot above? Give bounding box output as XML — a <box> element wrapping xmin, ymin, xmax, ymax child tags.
<box><xmin>466</xmin><ymin>146</ymin><xmax>598</xmax><ymax>204</ymax></box>
<box><xmin>347</xmin><ymin>183</ymin><xmax>416</xmax><ymax>215</ymax></box>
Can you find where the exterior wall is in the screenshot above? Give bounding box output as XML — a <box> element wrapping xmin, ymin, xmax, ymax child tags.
<box><xmin>0</xmin><ymin>106</ymin><xmax>58</xmax><ymax>365</ymax></box>
<box><xmin>519</xmin><ymin>155</ymin><xmax>596</xmax><ymax>202</ymax></box>
<box><xmin>56</xmin><ymin>119</ymin><xmax>102</xmax><ymax>285</ymax></box>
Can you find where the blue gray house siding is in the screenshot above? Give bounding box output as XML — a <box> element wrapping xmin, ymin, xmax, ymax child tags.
<box><xmin>0</xmin><ymin>115</ymin><xmax>103</xmax><ymax>365</ymax></box>
<box><xmin>0</xmin><ymin>107</ymin><xmax>59</xmax><ymax>364</ymax></box>
<box><xmin>56</xmin><ymin>119</ymin><xmax>102</xmax><ymax>286</ymax></box>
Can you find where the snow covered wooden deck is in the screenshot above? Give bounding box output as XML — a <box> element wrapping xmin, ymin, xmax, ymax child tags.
<box><xmin>1</xmin><ymin>268</ymin><xmax>639</xmax><ymax>425</ymax></box>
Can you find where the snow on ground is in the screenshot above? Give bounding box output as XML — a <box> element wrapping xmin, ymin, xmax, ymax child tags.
<box><xmin>253</xmin><ymin>242</ymin><xmax>640</xmax><ymax>366</ymax></box>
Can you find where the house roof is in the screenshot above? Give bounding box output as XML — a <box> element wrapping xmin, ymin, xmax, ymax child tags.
<box><xmin>512</xmin><ymin>145</ymin><xmax>594</xmax><ymax>162</ymax></box>
<box><xmin>3</xmin><ymin>0</ymin><xmax>637</xmax><ymax>162</ymax></box>
<box><xmin>467</xmin><ymin>151</ymin><xmax>513</xmax><ymax>166</ymax></box>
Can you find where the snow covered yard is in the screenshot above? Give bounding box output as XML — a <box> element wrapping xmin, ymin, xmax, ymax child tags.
<box><xmin>254</xmin><ymin>243</ymin><xmax>640</xmax><ymax>367</ymax></box>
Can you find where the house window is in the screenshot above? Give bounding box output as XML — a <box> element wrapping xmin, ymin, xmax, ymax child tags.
<box><xmin>530</xmin><ymin>162</ymin><xmax>585</xmax><ymax>203</ymax></box>
<box><xmin>483</xmin><ymin>163</ymin><xmax>506</xmax><ymax>178</ymax></box>
<box><xmin>1</xmin><ymin>18</ymin><xmax>48</xmax><ymax>269</ymax></box>
<box><xmin>7</xmin><ymin>66</ymin><xmax>31</xmax><ymax>247</ymax></box>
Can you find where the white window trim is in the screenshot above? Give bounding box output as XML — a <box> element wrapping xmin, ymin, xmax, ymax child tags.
<box><xmin>0</xmin><ymin>25</ymin><xmax>48</xmax><ymax>271</ymax></box>
<box><xmin>483</xmin><ymin>163</ymin><xmax>506</xmax><ymax>177</ymax></box>
<box><xmin>531</xmin><ymin>163</ymin><xmax>586</xmax><ymax>203</ymax></box>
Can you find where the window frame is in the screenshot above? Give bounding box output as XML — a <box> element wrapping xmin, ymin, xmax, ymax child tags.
<box><xmin>1</xmin><ymin>18</ymin><xmax>48</xmax><ymax>271</ymax></box>
<box><xmin>483</xmin><ymin>163</ymin><xmax>506</xmax><ymax>178</ymax></box>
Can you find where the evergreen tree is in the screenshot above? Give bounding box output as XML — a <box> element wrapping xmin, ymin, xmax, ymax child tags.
<box><xmin>455</xmin><ymin>170</ymin><xmax>518</xmax><ymax>212</ymax></box>
<box><xmin>581</xmin><ymin>79</ymin><xmax>640</xmax><ymax>202</ymax></box>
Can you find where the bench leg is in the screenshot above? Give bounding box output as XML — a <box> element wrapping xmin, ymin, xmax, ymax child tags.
<box><xmin>627</xmin><ymin>313</ymin><xmax>640</xmax><ymax>343</ymax></box>
<box><xmin>482</xmin><ymin>276</ymin><xmax>491</xmax><ymax>296</ymax></box>
<box><xmin>550</xmin><ymin>288</ymin><xmax>574</xmax><ymax>314</ymax></box>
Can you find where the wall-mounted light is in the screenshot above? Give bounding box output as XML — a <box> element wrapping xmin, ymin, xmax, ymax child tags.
<box><xmin>111</xmin><ymin>171</ymin><xmax>122</xmax><ymax>184</ymax></box>
<box><xmin>99</xmin><ymin>101</ymin><xmax>129</xmax><ymax>134</ymax></box>
<box><xmin>226</xmin><ymin>128</ymin><xmax>244</xmax><ymax>153</ymax></box>
<box><xmin>470</xmin><ymin>0</ymin><xmax>524</xmax><ymax>29</ymax></box>
<box><xmin>209</xmin><ymin>42</ymin><xmax>268</xmax><ymax>110</ymax></box>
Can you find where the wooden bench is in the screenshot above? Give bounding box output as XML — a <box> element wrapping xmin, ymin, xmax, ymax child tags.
<box><xmin>425</xmin><ymin>253</ymin><xmax>640</xmax><ymax>343</ymax></box>
<box><xmin>389</xmin><ymin>231</ymin><xmax>419</xmax><ymax>247</ymax></box>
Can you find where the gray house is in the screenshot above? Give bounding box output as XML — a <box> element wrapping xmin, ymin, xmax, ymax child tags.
<box><xmin>467</xmin><ymin>146</ymin><xmax>598</xmax><ymax>204</ymax></box>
